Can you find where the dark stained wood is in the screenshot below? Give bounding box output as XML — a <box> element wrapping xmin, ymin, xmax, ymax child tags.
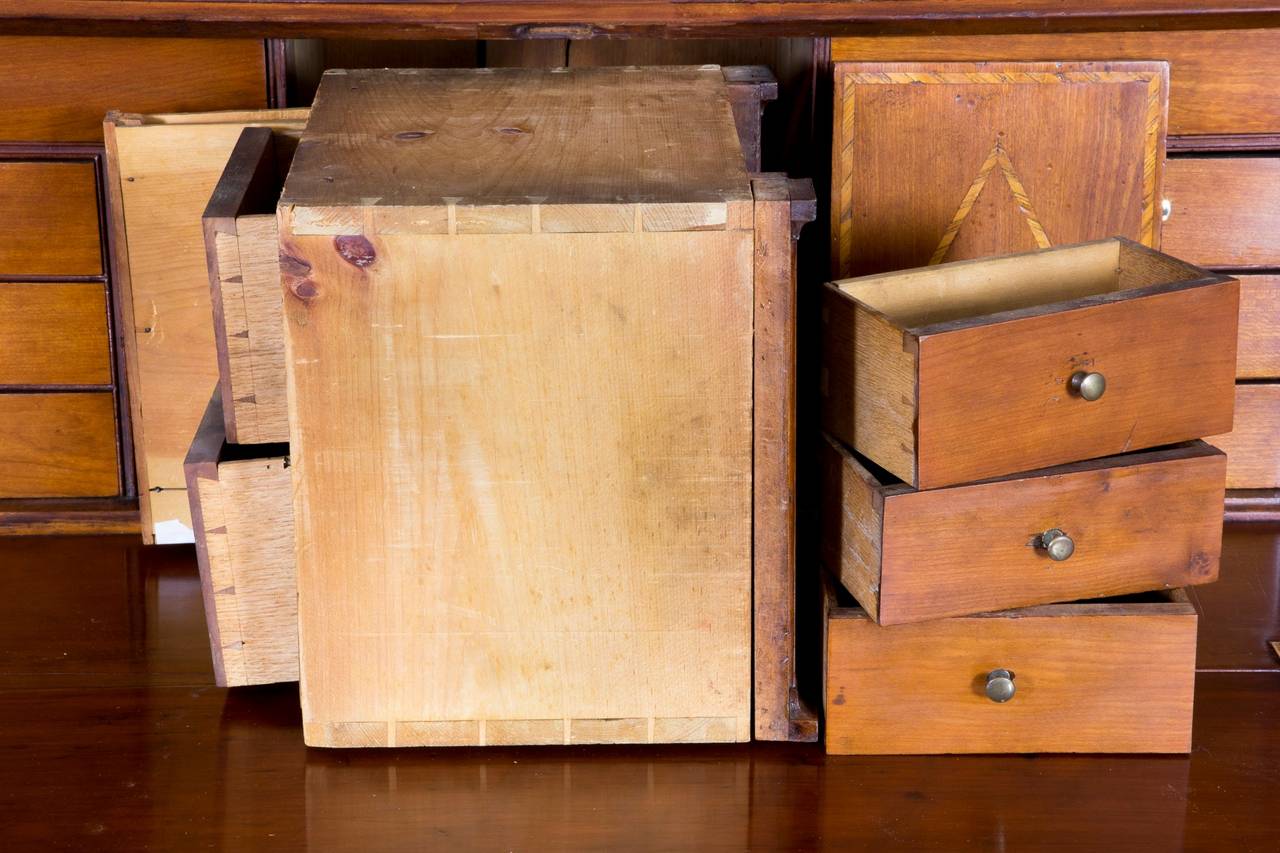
<box><xmin>1189</xmin><ymin>522</ymin><xmax>1280</xmax><ymax>671</ymax></box>
<box><xmin>0</xmin><ymin>37</ymin><xmax>270</xmax><ymax>142</ymax></box>
<box><xmin>0</xmin><ymin>498</ymin><xmax>138</xmax><ymax>536</ymax></box>
<box><xmin>0</xmin><ymin>161</ymin><xmax>101</xmax><ymax>277</ymax></box>
<box><xmin>831</xmin><ymin>61</ymin><xmax>1167</xmax><ymax>277</ymax></box>
<box><xmin>832</xmin><ymin>29</ymin><xmax>1280</xmax><ymax>137</ymax></box>
<box><xmin>0</xmin><ymin>392</ymin><xmax>119</xmax><ymax>498</ymax></box>
<box><xmin>1163</xmin><ymin>156</ymin><xmax>1280</xmax><ymax>269</ymax></box>
<box><xmin>0</xmin><ymin>283</ymin><xmax>111</xmax><ymax>385</ymax></box>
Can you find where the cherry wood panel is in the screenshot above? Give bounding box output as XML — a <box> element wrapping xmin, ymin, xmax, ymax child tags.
<box><xmin>0</xmin><ymin>283</ymin><xmax>110</xmax><ymax>385</ymax></box>
<box><xmin>1211</xmin><ymin>383</ymin><xmax>1280</xmax><ymax>488</ymax></box>
<box><xmin>0</xmin><ymin>392</ymin><xmax>118</xmax><ymax>498</ymax></box>
<box><xmin>825</xmin><ymin>584</ymin><xmax>1199</xmax><ymax>754</ymax></box>
<box><xmin>0</xmin><ymin>37</ymin><xmax>269</xmax><ymax>142</ymax></box>
<box><xmin>1238</xmin><ymin>275</ymin><xmax>1280</xmax><ymax>378</ymax></box>
<box><xmin>1163</xmin><ymin>157</ymin><xmax>1280</xmax><ymax>269</ymax></box>
<box><xmin>0</xmin><ymin>161</ymin><xmax>100</xmax><ymax>276</ymax></box>
<box><xmin>832</xmin><ymin>29</ymin><xmax>1280</xmax><ymax>136</ymax></box>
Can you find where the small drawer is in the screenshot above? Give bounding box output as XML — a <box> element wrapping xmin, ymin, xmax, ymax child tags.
<box><xmin>821</xmin><ymin>237</ymin><xmax>1238</xmax><ymax>489</ymax></box>
<box><xmin>1162</xmin><ymin>156</ymin><xmax>1280</xmax><ymax>269</ymax></box>
<box><xmin>1237</xmin><ymin>275</ymin><xmax>1280</xmax><ymax>379</ymax></box>
<box><xmin>820</xmin><ymin>435</ymin><xmax>1225</xmax><ymax>626</ymax></box>
<box><xmin>824</xmin><ymin>580</ymin><xmax>1198</xmax><ymax>754</ymax></box>
<box><xmin>0</xmin><ymin>161</ymin><xmax>101</xmax><ymax>277</ymax></box>
<box><xmin>185</xmin><ymin>390</ymin><xmax>296</xmax><ymax>687</ymax></box>
<box><xmin>0</xmin><ymin>392</ymin><xmax>118</xmax><ymax>498</ymax></box>
<box><xmin>0</xmin><ymin>283</ymin><xmax>110</xmax><ymax>385</ymax></box>
<box><xmin>1211</xmin><ymin>383</ymin><xmax>1280</xmax><ymax>489</ymax></box>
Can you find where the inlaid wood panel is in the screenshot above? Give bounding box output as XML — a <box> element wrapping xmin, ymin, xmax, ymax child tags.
<box><xmin>0</xmin><ymin>161</ymin><xmax>101</xmax><ymax>277</ymax></box>
<box><xmin>1163</xmin><ymin>157</ymin><xmax>1280</xmax><ymax>269</ymax></box>
<box><xmin>832</xmin><ymin>62</ymin><xmax>1167</xmax><ymax>277</ymax></box>
<box><xmin>0</xmin><ymin>37</ymin><xmax>269</xmax><ymax>142</ymax></box>
<box><xmin>0</xmin><ymin>393</ymin><xmax>118</xmax><ymax>498</ymax></box>
<box><xmin>0</xmin><ymin>283</ymin><xmax>110</xmax><ymax>386</ymax></box>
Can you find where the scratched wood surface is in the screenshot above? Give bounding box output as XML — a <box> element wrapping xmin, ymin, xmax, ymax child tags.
<box><xmin>831</xmin><ymin>61</ymin><xmax>1167</xmax><ymax>278</ymax></box>
<box><xmin>824</xmin><ymin>581</ymin><xmax>1199</xmax><ymax>755</ymax></box>
<box><xmin>822</xmin><ymin>239</ymin><xmax>1239</xmax><ymax>489</ymax></box>
<box><xmin>104</xmin><ymin>108</ymin><xmax>308</xmax><ymax>541</ymax></box>
<box><xmin>282</xmin><ymin>68</ymin><xmax>754</xmax><ymax>747</ymax></box>
<box><xmin>821</xmin><ymin>435</ymin><xmax>1226</xmax><ymax>625</ymax></box>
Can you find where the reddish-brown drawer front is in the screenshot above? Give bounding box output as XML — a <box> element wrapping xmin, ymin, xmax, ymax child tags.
<box><xmin>0</xmin><ymin>392</ymin><xmax>118</xmax><ymax>498</ymax></box>
<box><xmin>1238</xmin><ymin>275</ymin><xmax>1280</xmax><ymax>379</ymax></box>
<box><xmin>0</xmin><ymin>162</ymin><xmax>101</xmax><ymax>276</ymax></box>
<box><xmin>0</xmin><ymin>283</ymin><xmax>110</xmax><ymax>385</ymax></box>
<box><xmin>825</xmin><ymin>585</ymin><xmax>1198</xmax><ymax>755</ymax></box>
<box><xmin>1211</xmin><ymin>383</ymin><xmax>1280</xmax><ymax>489</ymax></box>
<box><xmin>0</xmin><ymin>37</ymin><xmax>269</xmax><ymax>143</ymax></box>
<box><xmin>1162</xmin><ymin>157</ymin><xmax>1280</xmax><ymax>269</ymax></box>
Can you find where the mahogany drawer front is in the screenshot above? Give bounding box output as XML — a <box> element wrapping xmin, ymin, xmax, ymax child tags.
<box><xmin>824</xmin><ymin>585</ymin><xmax>1198</xmax><ymax>755</ymax></box>
<box><xmin>831</xmin><ymin>29</ymin><xmax>1280</xmax><ymax>137</ymax></box>
<box><xmin>821</xmin><ymin>436</ymin><xmax>1225</xmax><ymax>626</ymax></box>
<box><xmin>821</xmin><ymin>238</ymin><xmax>1238</xmax><ymax>489</ymax></box>
<box><xmin>0</xmin><ymin>283</ymin><xmax>110</xmax><ymax>385</ymax></box>
<box><xmin>0</xmin><ymin>392</ymin><xmax>118</xmax><ymax>498</ymax></box>
<box><xmin>0</xmin><ymin>161</ymin><xmax>101</xmax><ymax>277</ymax></box>
<box><xmin>1211</xmin><ymin>383</ymin><xmax>1280</xmax><ymax>489</ymax></box>
<box><xmin>0</xmin><ymin>37</ymin><xmax>269</xmax><ymax>143</ymax></box>
<box><xmin>1237</xmin><ymin>275</ymin><xmax>1280</xmax><ymax>379</ymax></box>
<box><xmin>1162</xmin><ymin>157</ymin><xmax>1280</xmax><ymax>269</ymax></box>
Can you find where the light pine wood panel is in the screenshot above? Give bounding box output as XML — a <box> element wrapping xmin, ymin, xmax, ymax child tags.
<box><xmin>0</xmin><ymin>161</ymin><xmax>101</xmax><ymax>277</ymax></box>
<box><xmin>0</xmin><ymin>37</ymin><xmax>268</xmax><ymax>142</ymax></box>
<box><xmin>103</xmin><ymin>109</ymin><xmax>308</xmax><ymax>541</ymax></box>
<box><xmin>832</xmin><ymin>30</ymin><xmax>1280</xmax><ymax>137</ymax></box>
<box><xmin>831</xmin><ymin>62</ymin><xmax>1167</xmax><ymax>277</ymax></box>
<box><xmin>1163</xmin><ymin>158</ymin><xmax>1280</xmax><ymax>269</ymax></box>
<box><xmin>185</xmin><ymin>392</ymin><xmax>295</xmax><ymax>687</ymax></box>
<box><xmin>821</xmin><ymin>436</ymin><xmax>1225</xmax><ymax>625</ymax></box>
<box><xmin>0</xmin><ymin>393</ymin><xmax>118</xmax><ymax>498</ymax></box>
<box><xmin>825</xmin><ymin>588</ymin><xmax>1198</xmax><ymax>755</ymax></box>
<box><xmin>0</xmin><ymin>283</ymin><xmax>110</xmax><ymax>385</ymax></box>
<box><xmin>1238</xmin><ymin>275</ymin><xmax>1280</xmax><ymax>379</ymax></box>
<box><xmin>1211</xmin><ymin>384</ymin><xmax>1280</xmax><ymax>489</ymax></box>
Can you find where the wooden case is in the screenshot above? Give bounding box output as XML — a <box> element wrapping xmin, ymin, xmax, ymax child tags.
<box><xmin>823</xmin><ymin>578</ymin><xmax>1199</xmax><ymax>755</ymax></box>
<box><xmin>279</xmin><ymin>67</ymin><xmax>809</xmax><ymax>746</ymax></box>
<box><xmin>821</xmin><ymin>238</ymin><xmax>1239</xmax><ymax>490</ymax></box>
<box><xmin>184</xmin><ymin>389</ymin><xmax>296</xmax><ymax>687</ymax></box>
<box><xmin>820</xmin><ymin>435</ymin><xmax>1225</xmax><ymax>626</ymax></box>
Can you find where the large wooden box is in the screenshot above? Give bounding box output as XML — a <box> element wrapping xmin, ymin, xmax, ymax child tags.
<box><xmin>279</xmin><ymin>67</ymin><xmax>810</xmax><ymax>747</ymax></box>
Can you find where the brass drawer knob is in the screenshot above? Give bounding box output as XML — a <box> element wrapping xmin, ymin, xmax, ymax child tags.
<box><xmin>1069</xmin><ymin>370</ymin><xmax>1107</xmax><ymax>401</ymax></box>
<box><xmin>986</xmin><ymin>669</ymin><xmax>1016</xmax><ymax>703</ymax></box>
<box><xmin>1038</xmin><ymin>528</ymin><xmax>1075</xmax><ymax>561</ymax></box>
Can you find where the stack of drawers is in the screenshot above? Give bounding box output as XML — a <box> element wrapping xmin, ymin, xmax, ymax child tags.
<box><xmin>819</xmin><ymin>237</ymin><xmax>1238</xmax><ymax>754</ymax></box>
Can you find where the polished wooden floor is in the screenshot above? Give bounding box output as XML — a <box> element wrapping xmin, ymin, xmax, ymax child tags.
<box><xmin>0</xmin><ymin>527</ymin><xmax>1276</xmax><ymax>850</ymax></box>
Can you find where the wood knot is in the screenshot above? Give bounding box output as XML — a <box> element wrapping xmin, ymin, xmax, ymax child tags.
<box><xmin>393</xmin><ymin>130</ymin><xmax>434</xmax><ymax>141</ymax></box>
<box><xmin>334</xmin><ymin>235</ymin><xmax>376</xmax><ymax>268</ymax></box>
<box><xmin>278</xmin><ymin>253</ymin><xmax>312</xmax><ymax>277</ymax></box>
<box><xmin>290</xmin><ymin>279</ymin><xmax>319</xmax><ymax>300</ymax></box>
<box><xmin>493</xmin><ymin>125</ymin><xmax>530</xmax><ymax>136</ymax></box>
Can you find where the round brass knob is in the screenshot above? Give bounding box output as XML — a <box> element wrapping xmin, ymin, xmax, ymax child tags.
<box><xmin>1069</xmin><ymin>370</ymin><xmax>1106</xmax><ymax>401</ymax></box>
<box><xmin>986</xmin><ymin>669</ymin><xmax>1016</xmax><ymax>703</ymax></box>
<box><xmin>1039</xmin><ymin>528</ymin><xmax>1075</xmax><ymax>562</ymax></box>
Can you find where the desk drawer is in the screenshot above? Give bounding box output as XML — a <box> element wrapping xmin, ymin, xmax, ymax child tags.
<box><xmin>0</xmin><ymin>392</ymin><xmax>118</xmax><ymax>498</ymax></box>
<box><xmin>1211</xmin><ymin>383</ymin><xmax>1280</xmax><ymax>488</ymax></box>
<box><xmin>1162</xmin><ymin>157</ymin><xmax>1280</xmax><ymax>269</ymax></box>
<box><xmin>0</xmin><ymin>161</ymin><xmax>101</xmax><ymax>277</ymax></box>
<box><xmin>0</xmin><ymin>283</ymin><xmax>110</xmax><ymax>385</ymax></box>
<box><xmin>1238</xmin><ymin>275</ymin><xmax>1280</xmax><ymax>379</ymax></box>
<box><xmin>824</xmin><ymin>583</ymin><xmax>1198</xmax><ymax>754</ymax></box>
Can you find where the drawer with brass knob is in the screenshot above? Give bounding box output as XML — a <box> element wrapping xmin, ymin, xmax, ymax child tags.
<box><xmin>820</xmin><ymin>237</ymin><xmax>1239</xmax><ymax>489</ymax></box>
<box><xmin>823</xmin><ymin>577</ymin><xmax>1198</xmax><ymax>754</ymax></box>
<box><xmin>820</xmin><ymin>435</ymin><xmax>1226</xmax><ymax>625</ymax></box>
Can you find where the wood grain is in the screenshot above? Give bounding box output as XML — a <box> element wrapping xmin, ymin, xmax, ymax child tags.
<box><xmin>1211</xmin><ymin>383</ymin><xmax>1280</xmax><ymax>488</ymax></box>
<box><xmin>821</xmin><ymin>436</ymin><xmax>1226</xmax><ymax>625</ymax></box>
<box><xmin>0</xmin><ymin>161</ymin><xmax>101</xmax><ymax>277</ymax></box>
<box><xmin>0</xmin><ymin>37</ymin><xmax>269</xmax><ymax>142</ymax></box>
<box><xmin>1163</xmin><ymin>157</ymin><xmax>1280</xmax><ymax>269</ymax></box>
<box><xmin>824</xmin><ymin>239</ymin><xmax>1239</xmax><ymax>489</ymax></box>
<box><xmin>184</xmin><ymin>391</ymin><xmax>295</xmax><ymax>687</ymax></box>
<box><xmin>1237</xmin><ymin>276</ymin><xmax>1280</xmax><ymax>379</ymax></box>
<box><xmin>825</xmin><ymin>583</ymin><xmax>1199</xmax><ymax>754</ymax></box>
<box><xmin>0</xmin><ymin>498</ymin><xmax>138</xmax><ymax>536</ymax></box>
<box><xmin>103</xmin><ymin>109</ymin><xmax>307</xmax><ymax>541</ymax></box>
<box><xmin>0</xmin><ymin>283</ymin><xmax>110</xmax><ymax>385</ymax></box>
<box><xmin>0</xmin><ymin>393</ymin><xmax>118</xmax><ymax>498</ymax></box>
<box><xmin>831</xmin><ymin>62</ymin><xmax>1167</xmax><ymax>277</ymax></box>
<box><xmin>832</xmin><ymin>29</ymin><xmax>1280</xmax><ymax>137</ymax></box>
